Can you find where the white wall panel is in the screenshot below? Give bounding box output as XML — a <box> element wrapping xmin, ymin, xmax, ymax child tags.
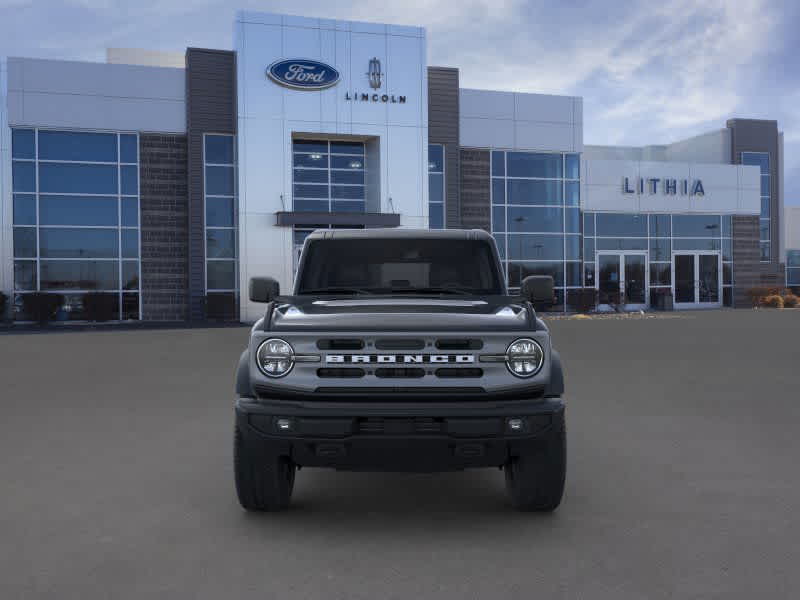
<box><xmin>460</xmin><ymin>89</ymin><xmax>514</xmax><ymax>120</ymax></box>
<box><xmin>514</xmin><ymin>92</ymin><xmax>572</xmax><ymax>123</ymax></box>
<box><xmin>349</xmin><ymin>33</ymin><xmax>388</xmax><ymax>126</ymax></box>
<box><xmin>514</xmin><ymin>121</ymin><xmax>574</xmax><ymax>152</ymax></box>
<box><xmin>459</xmin><ymin>117</ymin><xmax>514</xmax><ymax>149</ymax></box>
<box><xmin>387</xmin><ymin>34</ymin><xmax>423</xmax><ymax>127</ymax></box>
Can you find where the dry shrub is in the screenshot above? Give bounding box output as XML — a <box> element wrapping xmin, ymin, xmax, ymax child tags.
<box><xmin>782</xmin><ymin>294</ymin><xmax>799</xmax><ymax>308</ymax></box>
<box><xmin>762</xmin><ymin>295</ymin><xmax>784</xmax><ymax>309</ymax></box>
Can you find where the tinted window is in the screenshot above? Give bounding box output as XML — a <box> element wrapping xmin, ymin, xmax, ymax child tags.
<box><xmin>331</xmin><ymin>155</ymin><xmax>363</xmax><ymax>170</ymax></box>
<box><xmin>673</xmin><ymin>214</ymin><xmax>721</xmax><ymax>237</ymax></box>
<box><xmin>206</xmin><ymin>229</ymin><xmax>236</xmax><ymax>258</ymax></box>
<box><xmin>207</xmin><ymin>260</ymin><xmax>236</xmax><ymax>290</ymax></box>
<box><xmin>565</xmin><ymin>181</ymin><xmax>579</xmax><ymax>206</ymax></box>
<box><xmin>121</xmin><ymin>198</ymin><xmax>139</xmax><ymax>227</ymax></box>
<box><xmin>12</xmin><ymin>161</ymin><xmax>36</xmax><ymax>192</ymax></box>
<box><xmin>583</xmin><ymin>238</ymin><xmax>594</xmax><ymax>261</ymax></box>
<box><xmin>507</xmin><ymin>153</ymin><xmax>562</xmax><ymax>178</ymax></box>
<box><xmin>649</xmin><ymin>214</ymin><xmax>671</xmax><ymax>237</ymax></box>
<box><xmin>13</xmin><ymin>194</ymin><xmax>36</xmax><ymax>225</ymax></box>
<box><xmin>429</xmin><ymin>203</ymin><xmax>444</xmax><ymax>229</ymax></box>
<box><xmin>673</xmin><ymin>238</ymin><xmax>721</xmax><ymax>251</ymax></box>
<box><xmin>120</xmin><ymin>134</ymin><xmax>138</xmax><ymax>163</ymax></box>
<box><xmin>721</xmin><ymin>215</ymin><xmax>732</xmax><ymax>237</ymax></box>
<box><xmin>649</xmin><ymin>238</ymin><xmax>671</xmax><ymax>261</ymax></box>
<box><xmin>12</xmin><ymin>129</ymin><xmax>35</xmax><ymax>159</ymax></box>
<box><xmin>596</xmin><ymin>238</ymin><xmax>647</xmax><ymax>251</ymax></box>
<box><xmin>331</xmin><ymin>185</ymin><xmax>364</xmax><ymax>200</ymax></box>
<box><xmin>492</xmin><ymin>179</ymin><xmax>505</xmax><ymax>205</ymax></box>
<box><xmin>205</xmin><ymin>135</ymin><xmax>234</xmax><ymax>164</ymax></box>
<box><xmin>565</xmin><ymin>235</ymin><xmax>581</xmax><ymax>260</ymax></box>
<box><xmin>13</xmin><ymin>228</ymin><xmax>36</xmax><ymax>258</ymax></box>
<box><xmin>507</xmin><ymin>206</ymin><xmax>563</xmax><ymax>233</ymax></box>
<box><xmin>331</xmin><ymin>200</ymin><xmax>365</xmax><ymax>213</ymax></box>
<box><xmin>330</xmin><ymin>141</ymin><xmax>364</xmax><ymax>155</ymax></box>
<box><xmin>294</xmin><ymin>153</ymin><xmax>329</xmax><ymax>168</ymax></box>
<box><xmin>332</xmin><ymin>170</ymin><xmax>364</xmax><ymax>185</ymax></box>
<box><xmin>492</xmin><ymin>206</ymin><xmax>506</xmax><ymax>232</ymax></box>
<box><xmin>40</xmin><ymin>195</ymin><xmax>118</xmax><ymax>226</ymax></box>
<box><xmin>39</xmin><ymin>163</ymin><xmax>118</xmax><ymax>194</ymax></box>
<box><xmin>293</xmin><ymin>140</ymin><xmax>328</xmax><ymax>154</ymax></box>
<box><xmin>206</xmin><ymin>166</ymin><xmax>235</xmax><ymax>195</ymax></box>
<box><xmin>596</xmin><ymin>213</ymin><xmax>647</xmax><ymax>237</ymax></box>
<box><xmin>40</xmin><ymin>260</ymin><xmax>119</xmax><ymax>290</ymax></box>
<box><xmin>122</xmin><ymin>261</ymin><xmax>140</xmax><ymax>290</ymax></box>
<box><xmin>39</xmin><ymin>228</ymin><xmax>118</xmax><ymax>258</ymax></box>
<box><xmin>508</xmin><ymin>261</ymin><xmax>564</xmax><ymax>287</ymax></box>
<box><xmin>491</xmin><ymin>151</ymin><xmax>505</xmax><ymax>177</ymax></box>
<box><xmin>507</xmin><ymin>180</ymin><xmax>562</xmax><ymax>205</ymax></box>
<box><xmin>565</xmin><ymin>154</ymin><xmax>579</xmax><ymax>179</ymax></box>
<box><xmin>38</xmin><ymin>131</ymin><xmax>117</xmax><ymax>162</ymax></box>
<box><xmin>14</xmin><ymin>261</ymin><xmax>37</xmax><ymax>291</ymax></box>
<box><xmin>507</xmin><ymin>234</ymin><xmax>564</xmax><ymax>260</ymax></box>
<box><xmin>294</xmin><ymin>199</ymin><xmax>328</xmax><ymax>212</ymax></box>
<box><xmin>206</xmin><ymin>197</ymin><xmax>235</xmax><ymax>227</ymax></box>
<box><xmin>565</xmin><ymin>208</ymin><xmax>580</xmax><ymax>233</ymax></box>
<box><xmin>297</xmin><ymin>238</ymin><xmax>503</xmax><ymax>294</ymax></box>
<box><xmin>583</xmin><ymin>213</ymin><xmax>595</xmax><ymax>236</ymax></box>
<box><xmin>428</xmin><ymin>145</ymin><xmax>444</xmax><ymax>172</ymax></box>
<box><xmin>121</xmin><ymin>165</ymin><xmax>138</xmax><ymax>195</ymax></box>
<box><xmin>121</xmin><ymin>229</ymin><xmax>139</xmax><ymax>258</ymax></box>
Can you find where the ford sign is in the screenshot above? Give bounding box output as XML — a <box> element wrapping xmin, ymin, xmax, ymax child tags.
<box><xmin>267</xmin><ymin>59</ymin><xmax>340</xmax><ymax>90</ymax></box>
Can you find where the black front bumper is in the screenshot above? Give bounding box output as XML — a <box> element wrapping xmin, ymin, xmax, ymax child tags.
<box><xmin>235</xmin><ymin>397</ymin><xmax>565</xmax><ymax>472</ymax></box>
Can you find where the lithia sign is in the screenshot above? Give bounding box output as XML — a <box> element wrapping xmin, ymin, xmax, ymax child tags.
<box><xmin>266</xmin><ymin>57</ymin><xmax>406</xmax><ymax>103</ymax></box>
<box><xmin>623</xmin><ymin>177</ymin><xmax>705</xmax><ymax>196</ymax></box>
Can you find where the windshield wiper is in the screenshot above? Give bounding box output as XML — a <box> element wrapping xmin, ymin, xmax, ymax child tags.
<box><xmin>299</xmin><ymin>287</ymin><xmax>376</xmax><ymax>295</ymax></box>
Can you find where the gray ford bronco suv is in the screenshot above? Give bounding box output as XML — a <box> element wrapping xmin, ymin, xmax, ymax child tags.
<box><xmin>234</xmin><ymin>229</ymin><xmax>566</xmax><ymax>511</ymax></box>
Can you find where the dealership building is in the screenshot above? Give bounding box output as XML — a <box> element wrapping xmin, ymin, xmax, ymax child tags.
<box><xmin>0</xmin><ymin>10</ymin><xmax>794</xmax><ymax>323</ymax></box>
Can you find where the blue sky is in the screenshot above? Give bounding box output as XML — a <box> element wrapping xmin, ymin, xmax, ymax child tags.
<box><xmin>2</xmin><ymin>0</ymin><xmax>798</xmax><ymax>205</ymax></box>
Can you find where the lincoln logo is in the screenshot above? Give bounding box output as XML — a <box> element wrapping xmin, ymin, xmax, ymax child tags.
<box><xmin>326</xmin><ymin>354</ymin><xmax>475</xmax><ymax>364</ymax></box>
<box><xmin>266</xmin><ymin>59</ymin><xmax>341</xmax><ymax>90</ymax></box>
<box><xmin>367</xmin><ymin>57</ymin><xmax>382</xmax><ymax>89</ymax></box>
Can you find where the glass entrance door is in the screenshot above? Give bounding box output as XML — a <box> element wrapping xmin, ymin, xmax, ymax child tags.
<box><xmin>596</xmin><ymin>252</ymin><xmax>648</xmax><ymax>310</ymax></box>
<box><xmin>672</xmin><ymin>252</ymin><xmax>721</xmax><ymax>308</ymax></box>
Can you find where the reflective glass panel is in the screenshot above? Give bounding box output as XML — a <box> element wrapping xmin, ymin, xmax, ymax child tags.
<box><xmin>122</xmin><ymin>261</ymin><xmax>139</xmax><ymax>290</ymax></box>
<box><xmin>206</xmin><ymin>197</ymin><xmax>234</xmax><ymax>227</ymax></box>
<box><xmin>760</xmin><ymin>175</ymin><xmax>770</xmax><ymax>196</ymax></box>
<box><xmin>331</xmin><ymin>156</ymin><xmax>363</xmax><ymax>169</ymax></box>
<box><xmin>121</xmin><ymin>229</ymin><xmax>138</xmax><ymax>258</ymax></box>
<box><xmin>492</xmin><ymin>179</ymin><xmax>505</xmax><ymax>205</ymax></box>
<box><xmin>507</xmin><ymin>206</ymin><xmax>563</xmax><ymax>233</ymax></box>
<box><xmin>491</xmin><ymin>151</ymin><xmax>505</xmax><ymax>177</ymax></box>
<box><xmin>39</xmin><ymin>228</ymin><xmax>118</xmax><ymax>258</ymax></box>
<box><xmin>507</xmin><ymin>235</ymin><xmax>564</xmax><ymax>260</ymax></box>
<box><xmin>330</xmin><ymin>141</ymin><xmax>364</xmax><ymax>155</ymax></box>
<box><xmin>13</xmin><ymin>194</ymin><xmax>36</xmax><ymax>225</ymax></box>
<box><xmin>206</xmin><ymin>229</ymin><xmax>236</xmax><ymax>258</ymax></box>
<box><xmin>14</xmin><ymin>261</ymin><xmax>37</xmax><ymax>291</ymax></box>
<box><xmin>760</xmin><ymin>242</ymin><xmax>770</xmax><ymax>261</ymax></box>
<box><xmin>13</xmin><ymin>228</ymin><xmax>36</xmax><ymax>258</ymax></box>
<box><xmin>121</xmin><ymin>165</ymin><xmax>138</xmax><ymax>195</ymax></box>
<box><xmin>492</xmin><ymin>206</ymin><xmax>505</xmax><ymax>232</ymax></box>
<box><xmin>565</xmin><ymin>181</ymin><xmax>579</xmax><ymax>206</ymax></box>
<box><xmin>12</xmin><ymin>161</ymin><xmax>36</xmax><ymax>192</ymax></box>
<box><xmin>293</xmin><ymin>140</ymin><xmax>328</xmax><ymax>154</ymax></box>
<box><xmin>294</xmin><ymin>200</ymin><xmax>329</xmax><ymax>212</ymax></box>
<box><xmin>722</xmin><ymin>238</ymin><xmax>732</xmax><ymax>262</ymax></box>
<box><xmin>205</xmin><ymin>135</ymin><xmax>234</xmax><ymax>164</ymax></box>
<box><xmin>565</xmin><ymin>208</ymin><xmax>580</xmax><ymax>233</ymax></box>
<box><xmin>206</xmin><ymin>166</ymin><xmax>235</xmax><ymax>195</ymax></box>
<box><xmin>121</xmin><ymin>198</ymin><xmax>139</xmax><ymax>227</ymax></box>
<box><xmin>122</xmin><ymin>293</ymin><xmax>140</xmax><ymax>320</ymax></box>
<box><xmin>507</xmin><ymin>152</ymin><xmax>563</xmax><ymax>178</ymax></box>
<box><xmin>39</xmin><ymin>163</ymin><xmax>118</xmax><ymax>194</ymax></box>
<box><xmin>294</xmin><ymin>153</ymin><xmax>329</xmax><ymax>168</ymax></box>
<box><xmin>331</xmin><ymin>185</ymin><xmax>364</xmax><ymax>200</ymax></box>
<box><xmin>761</xmin><ymin>197</ymin><xmax>770</xmax><ymax>218</ymax></box>
<box><xmin>12</xmin><ymin>129</ymin><xmax>35</xmax><ymax>159</ymax></box>
<box><xmin>40</xmin><ymin>260</ymin><xmax>119</xmax><ymax>290</ymax></box>
<box><xmin>507</xmin><ymin>180</ymin><xmax>562</xmax><ymax>205</ymax></box>
<box><xmin>649</xmin><ymin>214</ymin><xmax>671</xmax><ymax>238</ymax></box>
<box><xmin>673</xmin><ymin>214</ymin><xmax>720</xmax><ymax>237</ymax></box>
<box><xmin>595</xmin><ymin>213</ymin><xmax>647</xmax><ymax>237</ymax></box>
<box><xmin>428</xmin><ymin>173</ymin><xmax>444</xmax><ymax>203</ymax></box>
<box><xmin>38</xmin><ymin>130</ymin><xmax>117</xmax><ymax>162</ymax></box>
<box><xmin>565</xmin><ymin>235</ymin><xmax>581</xmax><ymax>260</ymax></box>
<box><xmin>788</xmin><ymin>251</ymin><xmax>800</xmax><ymax>268</ymax></box>
<box><xmin>331</xmin><ymin>200</ymin><xmax>366</xmax><ymax>213</ymax></box>
<box><xmin>294</xmin><ymin>184</ymin><xmax>328</xmax><ymax>199</ymax></box>
<box><xmin>673</xmin><ymin>238</ymin><xmax>721</xmax><ymax>251</ymax></box>
<box><xmin>596</xmin><ymin>238</ymin><xmax>647</xmax><ymax>251</ymax></box>
<box><xmin>741</xmin><ymin>152</ymin><xmax>769</xmax><ymax>174</ymax></box>
<box><xmin>120</xmin><ymin>134</ymin><xmax>138</xmax><ymax>163</ymax></box>
<box><xmin>293</xmin><ymin>168</ymin><xmax>328</xmax><ymax>184</ymax></box>
<box><xmin>565</xmin><ymin>154</ymin><xmax>579</xmax><ymax>180</ymax></box>
<box><xmin>429</xmin><ymin>202</ymin><xmax>444</xmax><ymax>229</ymax></box>
<box><xmin>332</xmin><ymin>170</ymin><xmax>365</xmax><ymax>185</ymax></box>
<box><xmin>38</xmin><ymin>195</ymin><xmax>118</xmax><ymax>226</ymax></box>
<box><xmin>650</xmin><ymin>263</ymin><xmax>671</xmax><ymax>286</ymax></box>
<box><xmin>721</xmin><ymin>215</ymin><xmax>732</xmax><ymax>237</ymax></box>
<box><xmin>583</xmin><ymin>213</ymin><xmax>595</xmax><ymax>237</ymax></box>
<box><xmin>566</xmin><ymin>262</ymin><xmax>582</xmax><ymax>287</ymax></box>
<box><xmin>649</xmin><ymin>238</ymin><xmax>671</xmax><ymax>261</ymax></box>
<box><xmin>428</xmin><ymin>145</ymin><xmax>444</xmax><ymax>172</ymax></box>
<box><xmin>207</xmin><ymin>260</ymin><xmax>236</xmax><ymax>290</ymax></box>
<box><xmin>507</xmin><ymin>261</ymin><xmax>564</xmax><ymax>287</ymax></box>
<box><xmin>583</xmin><ymin>238</ymin><xmax>595</xmax><ymax>262</ymax></box>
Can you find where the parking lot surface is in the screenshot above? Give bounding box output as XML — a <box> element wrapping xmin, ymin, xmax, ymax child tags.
<box><xmin>2</xmin><ymin>309</ymin><xmax>799</xmax><ymax>599</ymax></box>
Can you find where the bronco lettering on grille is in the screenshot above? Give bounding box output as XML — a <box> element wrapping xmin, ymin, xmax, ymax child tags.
<box><xmin>326</xmin><ymin>354</ymin><xmax>475</xmax><ymax>364</ymax></box>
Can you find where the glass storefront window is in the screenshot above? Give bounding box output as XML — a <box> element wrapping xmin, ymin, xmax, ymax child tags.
<box><xmin>292</xmin><ymin>139</ymin><xmax>365</xmax><ymax>215</ymax></box>
<box><xmin>742</xmin><ymin>151</ymin><xmax>770</xmax><ymax>261</ymax></box>
<box><xmin>507</xmin><ymin>152</ymin><xmax>562</xmax><ymax>178</ymax></box>
<box><xmin>673</xmin><ymin>214</ymin><xmax>720</xmax><ymax>237</ymax></box>
<box><xmin>596</xmin><ymin>213</ymin><xmax>647</xmax><ymax>237</ymax></box>
<box><xmin>429</xmin><ymin>144</ymin><xmax>445</xmax><ymax>229</ymax></box>
<box><xmin>204</xmin><ymin>134</ymin><xmax>238</xmax><ymax>295</ymax></box>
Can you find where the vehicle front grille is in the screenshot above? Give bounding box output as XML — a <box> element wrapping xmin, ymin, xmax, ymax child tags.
<box><xmin>357</xmin><ymin>417</ymin><xmax>444</xmax><ymax>435</ymax></box>
<box><xmin>316</xmin><ymin>338</ymin><xmax>364</xmax><ymax>350</ymax></box>
<box><xmin>435</xmin><ymin>368</ymin><xmax>483</xmax><ymax>378</ymax></box>
<box><xmin>317</xmin><ymin>368</ymin><xmax>365</xmax><ymax>378</ymax></box>
<box><xmin>375</xmin><ymin>367</ymin><xmax>425</xmax><ymax>378</ymax></box>
<box><xmin>375</xmin><ymin>338</ymin><xmax>425</xmax><ymax>350</ymax></box>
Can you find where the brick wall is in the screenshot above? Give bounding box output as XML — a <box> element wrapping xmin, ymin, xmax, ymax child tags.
<box><xmin>139</xmin><ymin>134</ymin><xmax>189</xmax><ymax>321</ymax></box>
<box><xmin>459</xmin><ymin>149</ymin><xmax>490</xmax><ymax>231</ymax></box>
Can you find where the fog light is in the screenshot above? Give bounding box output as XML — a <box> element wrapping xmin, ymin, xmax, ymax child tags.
<box><xmin>275</xmin><ymin>418</ymin><xmax>293</xmax><ymax>432</ymax></box>
<box><xmin>507</xmin><ymin>418</ymin><xmax>525</xmax><ymax>432</ymax></box>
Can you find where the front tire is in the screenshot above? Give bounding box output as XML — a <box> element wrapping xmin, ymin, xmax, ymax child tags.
<box><xmin>234</xmin><ymin>426</ymin><xmax>295</xmax><ymax>511</ymax></box>
<box><xmin>504</xmin><ymin>430</ymin><xmax>566</xmax><ymax>512</ymax></box>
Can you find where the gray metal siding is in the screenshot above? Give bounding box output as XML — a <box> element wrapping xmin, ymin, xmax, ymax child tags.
<box><xmin>427</xmin><ymin>67</ymin><xmax>460</xmax><ymax>228</ymax></box>
<box><xmin>186</xmin><ymin>48</ymin><xmax>237</xmax><ymax>321</ymax></box>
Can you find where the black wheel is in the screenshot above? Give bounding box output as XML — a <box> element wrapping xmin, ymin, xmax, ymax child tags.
<box><xmin>234</xmin><ymin>426</ymin><xmax>295</xmax><ymax>511</ymax></box>
<box><xmin>504</xmin><ymin>430</ymin><xmax>566</xmax><ymax>512</ymax></box>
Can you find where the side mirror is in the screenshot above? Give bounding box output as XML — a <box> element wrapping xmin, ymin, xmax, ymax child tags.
<box><xmin>520</xmin><ymin>275</ymin><xmax>554</xmax><ymax>310</ymax></box>
<box><xmin>249</xmin><ymin>277</ymin><xmax>280</xmax><ymax>303</ymax></box>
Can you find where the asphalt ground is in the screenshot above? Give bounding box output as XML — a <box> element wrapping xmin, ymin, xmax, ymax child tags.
<box><xmin>2</xmin><ymin>309</ymin><xmax>799</xmax><ymax>599</ymax></box>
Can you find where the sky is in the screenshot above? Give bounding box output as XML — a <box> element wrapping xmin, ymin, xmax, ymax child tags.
<box><xmin>1</xmin><ymin>0</ymin><xmax>798</xmax><ymax>205</ymax></box>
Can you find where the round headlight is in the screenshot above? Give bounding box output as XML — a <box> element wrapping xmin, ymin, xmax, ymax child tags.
<box><xmin>256</xmin><ymin>338</ymin><xmax>295</xmax><ymax>378</ymax></box>
<box><xmin>506</xmin><ymin>338</ymin><xmax>544</xmax><ymax>377</ymax></box>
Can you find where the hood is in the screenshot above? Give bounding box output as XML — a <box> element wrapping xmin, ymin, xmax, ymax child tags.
<box><xmin>267</xmin><ymin>295</ymin><xmax>534</xmax><ymax>332</ymax></box>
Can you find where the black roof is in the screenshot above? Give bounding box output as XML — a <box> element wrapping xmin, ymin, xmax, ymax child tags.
<box><xmin>306</xmin><ymin>228</ymin><xmax>493</xmax><ymax>241</ymax></box>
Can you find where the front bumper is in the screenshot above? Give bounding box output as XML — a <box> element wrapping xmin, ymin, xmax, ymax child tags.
<box><xmin>235</xmin><ymin>397</ymin><xmax>565</xmax><ymax>472</ymax></box>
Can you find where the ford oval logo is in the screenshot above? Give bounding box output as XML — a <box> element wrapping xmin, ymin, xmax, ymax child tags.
<box><xmin>267</xmin><ymin>59</ymin><xmax>340</xmax><ymax>90</ymax></box>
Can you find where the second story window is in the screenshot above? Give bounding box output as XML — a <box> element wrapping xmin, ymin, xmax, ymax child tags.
<box><xmin>292</xmin><ymin>140</ymin><xmax>365</xmax><ymax>213</ymax></box>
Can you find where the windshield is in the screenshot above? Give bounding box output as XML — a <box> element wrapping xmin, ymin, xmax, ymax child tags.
<box><xmin>296</xmin><ymin>238</ymin><xmax>505</xmax><ymax>295</ymax></box>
